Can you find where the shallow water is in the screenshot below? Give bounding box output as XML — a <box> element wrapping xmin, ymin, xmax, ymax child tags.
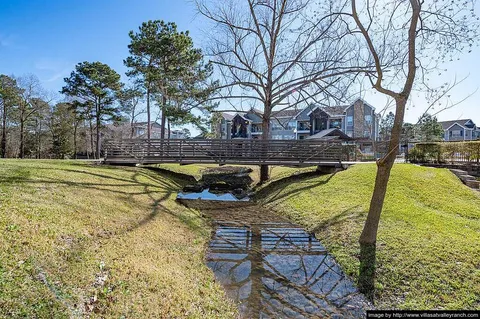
<box><xmin>176</xmin><ymin>189</ymin><xmax>249</xmax><ymax>201</ymax></box>
<box><xmin>207</xmin><ymin>221</ymin><xmax>369</xmax><ymax>318</ymax></box>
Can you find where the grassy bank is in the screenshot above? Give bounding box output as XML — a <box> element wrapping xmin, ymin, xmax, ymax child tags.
<box><xmin>156</xmin><ymin>163</ymin><xmax>316</xmax><ymax>184</ymax></box>
<box><xmin>256</xmin><ymin>164</ymin><xmax>480</xmax><ymax>310</ymax></box>
<box><xmin>0</xmin><ymin>160</ymin><xmax>237</xmax><ymax>318</ymax></box>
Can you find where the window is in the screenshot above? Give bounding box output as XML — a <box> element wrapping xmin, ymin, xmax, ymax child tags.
<box><xmin>451</xmin><ymin>130</ymin><xmax>463</xmax><ymax>137</ymax></box>
<box><xmin>365</xmin><ymin>115</ymin><xmax>372</xmax><ymax>124</ymax></box>
<box><xmin>364</xmin><ymin>130</ymin><xmax>371</xmax><ymax>138</ymax></box>
<box><xmin>347</xmin><ymin>116</ymin><xmax>353</xmax><ymax>126</ymax></box>
<box><xmin>329</xmin><ymin>119</ymin><xmax>342</xmax><ymax>129</ymax></box>
<box><xmin>271</xmin><ymin>123</ymin><xmax>284</xmax><ymax>131</ymax></box>
<box><xmin>287</xmin><ymin>121</ymin><xmax>296</xmax><ymax>130</ymax></box>
<box><xmin>297</xmin><ymin>121</ymin><xmax>310</xmax><ymax>131</ymax></box>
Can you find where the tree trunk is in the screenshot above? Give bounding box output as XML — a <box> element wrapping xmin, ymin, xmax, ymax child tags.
<box><xmin>167</xmin><ymin>119</ymin><xmax>171</xmax><ymax>140</ymax></box>
<box><xmin>358</xmin><ymin>97</ymin><xmax>406</xmax><ymax>301</ymax></box>
<box><xmin>161</xmin><ymin>95</ymin><xmax>167</xmax><ymax>141</ymax></box>
<box><xmin>1</xmin><ymin>105</ymin><xmax>6</xmax><ymax>158</ymax></box>
<box><xmin>259</xmin><ymin>115</ymin><xmax>270</xmax><ymax>183</ymax></box>
<box><xmin>146</xmin><ymin>86</ymin><xmax>151</xmax><ymax>140</ymax></box>
<box><xmin>89</xmin><ymin>118</ymin><xmax>94</xmax><ymax>159</ymax></box>
<box><xmin>37</xmin><ymin>120</ymin><xmax>42</xmax><ymax>159</ymax></box>
<box><xmin>95</xmin><ymin>102</ymin><xmax>101</xmax><ymax>159</ymax></box>
<box><xmin>130</xmin><ymin>114</ymin><xmax>135</xmax><ymax>139</ymax></box>
<box><xmin>85</xmin><ymin>120</ymin><xmax>90</xmax><ymax>160</ymax></box>
<box><xmin>19</xmin><ymin>114</ymin><xmax>24</xmax><ymax>159</ymax></box>
<box><xmin>73</xmin><ymin>121</ymin><xmax>78</xmax><ymax>159</ymax></box>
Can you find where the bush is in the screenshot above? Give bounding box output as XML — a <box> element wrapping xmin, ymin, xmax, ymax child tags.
<box><xmin>408</xmin><ymin>141</ymin><xmax>480</xmax><ymax>163</ymax></box>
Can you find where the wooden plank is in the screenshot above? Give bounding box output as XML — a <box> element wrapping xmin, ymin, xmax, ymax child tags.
<box><xmin>104</xmin><ymin>138</ymin><xmax>345</xmax><ymax>166</ymax></box>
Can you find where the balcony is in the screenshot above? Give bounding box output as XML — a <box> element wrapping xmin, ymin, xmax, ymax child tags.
<box><xmin>297</xmin><ymin>122</ymin><xmax>310</xmax><ymax>133</ymax></box>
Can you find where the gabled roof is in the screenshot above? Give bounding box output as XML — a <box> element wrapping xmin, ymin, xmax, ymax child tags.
<box><xmin>305</xmin><ymin>104</ymin><xmax>348</xmax><ymax>117</ymax></box>
<box><xmin>221</xmin><ymin>112</ymin><xmax>235</xmax><ymax>121</ymax></box>
<box><xmin>344</xmin><ymin>98</ymin><xmax>376</xmax><ymax>112</ymax></box>
<box><xmin>271</xmin><ymin>108</ymin><xmax>301</xmax><ymax>118</ymax></box>
<box><xmin>232</xmin><ymin>113</ymin><xmax>249</xmax><ymax>122</ymax></box>
<box><xmin>306</xmin><ymin>128</ymin><xmax>352</xmax><ymax>140</ymax></box>
<box><xmin>438</xmin><ymin>119</ymin><xmax>475</xmax><ymax>130</ymax></box>
<box><xmin>323</xmin><ymin>106</ymin><xmax>347</xmax><ymax>116</ymax></box>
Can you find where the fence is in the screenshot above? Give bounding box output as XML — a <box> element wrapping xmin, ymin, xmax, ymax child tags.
<box><xmin>408</xmin><ymin>141</ymin><xmax>480</xmax><ymax>164</ymax></box>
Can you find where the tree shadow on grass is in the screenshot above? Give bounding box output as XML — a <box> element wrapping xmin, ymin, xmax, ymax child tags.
<box><xmin>253</xmin><ymin>171</ymin><xmax>337</xmax><ymax>205</ymax></box>
<box><xmin>310</xmin><ymin>205</ymin><xmax>364</xmax><ymax>233</ymax></box>
<box><xmin>1</xmin><ymin>163</ymin><xmax>208</xmax><ymax>236</ymax></box>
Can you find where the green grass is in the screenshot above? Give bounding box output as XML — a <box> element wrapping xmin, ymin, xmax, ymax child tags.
<box><xmin>156</xmin><ymin>163</ymin><xmax>316</xmax><ymax>184</ymax></box>
<box><xmin>4</xmin><ymin>161</ymin><xmax>478</xmax><ymax>314</ymax></box>
<box><xmin>256</xmin><ymin>164</ymin><xmax>480</xmax><ymax>310</ymax></box>
<box><xmin>0</xmin><ymin>160</ymin><xmax>237</xmax><ymax>318</ymax></box>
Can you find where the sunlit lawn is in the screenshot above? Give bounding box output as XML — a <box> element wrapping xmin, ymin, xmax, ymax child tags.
<box><xmin>256</xmin><ymin>164</ymin><xmax>480</xmax><ymax>310</ymax></box>
<box><xmin>0</xmin><ymin>160</ymin><xmax>237</xmax><ymax>318</ymax></box>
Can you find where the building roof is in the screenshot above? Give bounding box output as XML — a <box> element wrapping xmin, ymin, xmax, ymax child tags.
<box><xmin>323</xmin><ymin>106</ymin><xmax>347</xmax><ymax>116</ymax></box>
<box><xmin>271</xmin><ymin>108</ymin><xmax>301</xmax><ymax>118</ymax></box>
<box><xmin>306</xmin><ymin>128</ymin><xmax>352</xmax><ymax>140</ymax></box>
<box><xmin>221</xmin><ymin>112</ymin><xmax>235</xmax><ymax>121</ymax></box>
<box><xmin>438</xmin><ymin>119</ymin><xmax>475</xmax><ymax>130</ymax></box>
<box><xmin>133</xmin><ymin>121</ymin><xmax>163</xmax><ymax>129</ymax></box>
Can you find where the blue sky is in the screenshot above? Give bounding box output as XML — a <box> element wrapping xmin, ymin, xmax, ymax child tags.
<box><xmin>0</xmin><ymin>0</ymin><xmax>479</xmax><ymax>127</ymax></box>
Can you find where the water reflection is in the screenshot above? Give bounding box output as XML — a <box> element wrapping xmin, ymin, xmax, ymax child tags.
<box><xmin>177</xmin><ymin>189</ymin><xmax>249</xmax><ymax>201</ymax></box>
<box><xmin>207</xmin><ymin>221</ymin><xmax>368</xmax><ymax>318</ymax></box>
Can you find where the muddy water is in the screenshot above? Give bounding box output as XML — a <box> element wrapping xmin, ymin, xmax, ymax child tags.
<box><xmin>180</xmin><ymin>201</ymin><xmax>369</xmax><ymax>318</ymax></box>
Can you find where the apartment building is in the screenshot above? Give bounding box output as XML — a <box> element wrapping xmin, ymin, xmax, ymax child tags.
<box><xmin>214</xmin><ymin>98</ymin><xmax>379</xmax><ymax>142</ymax></box>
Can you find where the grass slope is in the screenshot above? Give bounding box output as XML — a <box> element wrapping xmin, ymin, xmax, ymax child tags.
<box><xmin>156</xmin><ymin>163</ymin><xmax>316</xmax><ymax>184</ymax></box>
<box><xmin>256</xmin><ymin>164</ymin><xmax>480</xmax><ymax>310</ymax></box>
<box><xmin>0</xmin><ymin>160</ymin><xmax>237</xmax><ymax>318</ymax></box>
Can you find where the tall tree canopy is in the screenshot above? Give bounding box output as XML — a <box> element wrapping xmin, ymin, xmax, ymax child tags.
<box><xmin>125</xmin><ymin>20</ymin><xmax>217</xmax><ymax>140</ymax></box>
<box><xmin>61</xmin><ymin>61</ymin><xmax>122</xmax><ymax>159</ymax></box>
<box><xmin>417</xmin><ymin>113</ymin><xmax>444</xmax><ymax>142</ymax></box>
<box><xmin>0</xmin><ymin>75</ymin><xmax>21</xmax><ymax>158</ymax></box>
<box><xmin>196</xmin><ymin>0</ymin><xmax>364</xmax><ymax>182</ymax></box>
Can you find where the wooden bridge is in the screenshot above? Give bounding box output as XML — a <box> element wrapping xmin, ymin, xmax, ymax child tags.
<box><xmin>103</xmin><ymin>139</ymin><xmax>350</xmax><ymax>167</ymax></box>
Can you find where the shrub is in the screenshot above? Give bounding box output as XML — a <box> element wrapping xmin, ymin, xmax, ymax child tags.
<box><xmin>408</xmin><ymin>141</ymin><xmax>480</xmax><ymax>163</ymax></box>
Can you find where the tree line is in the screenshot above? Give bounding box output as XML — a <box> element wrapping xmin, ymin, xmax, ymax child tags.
<box><xmin>380</xmin><ymin>112</ymin><xmax>444</xmax><ymax>143</ymax></box>
<box><xmin>0</xmin><ymin>21</ymin><xmax>217</xmax><ymax>159</ymax></box>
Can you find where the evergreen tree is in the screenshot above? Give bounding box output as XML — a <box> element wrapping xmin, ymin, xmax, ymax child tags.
<box><xmin>50</xmin><ymin>103</ymin><xmax>76</xmax><ymax>158</ymax></box>
<box><xmin>126</xmin><ymin>20</ymin><xmax>217</xmax><ymax>140</ymax></box>
<box><xmin>0</xmin><ymin>75</ymin><xmax>21</xmax><ymax>158</ymax></box>
<box><xmin>61</xmin><ymin>62</ymin><xmax>122</xmax><ymax>158</ymax></box>
<box><xmin>379</xmin><ymin>112</ymin><xmax>395</xmax><ymax>141</ymax></box>
<box><xmin>418</xmin><ymin>113</ymin><xmax>444</xmax><ymax>142</ymax></box>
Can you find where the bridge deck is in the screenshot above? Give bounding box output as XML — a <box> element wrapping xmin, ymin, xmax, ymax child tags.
<box><xmin>104</xmin><ymin>139</ymin><xmax>350</xmax><ymax>167</ymax></box>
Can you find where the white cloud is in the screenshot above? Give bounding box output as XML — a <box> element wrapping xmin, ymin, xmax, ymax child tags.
<box><xmin>34</xmin><ymin>58</ymin><xmax>74</xmax><ymax>85</ymax></box>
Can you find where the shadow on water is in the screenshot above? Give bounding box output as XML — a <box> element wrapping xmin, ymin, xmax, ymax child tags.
<box><xmin>206</xmin><ymin>219</ymin><xmax>369</xmax><ymax>318</ymax></box>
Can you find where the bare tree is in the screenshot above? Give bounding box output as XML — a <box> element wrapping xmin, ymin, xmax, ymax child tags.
<box><xmin>196</xmin><ymin>0</ymin><xmax>369</xmax><ymax>182</ymax></box>
<box><xmin>118</xmin><ymin>84</ymin><xmax>145</xmax><ymax>139</ymax></box>
<box><xmin>16</xmin><ymin>74</ymin><xmax>52</xmax><ymax>159</ymax></box>
<box><xmin>340</xmin><ymin>0</ymin><xmax>478</xmax><ymax>300</ymax></box>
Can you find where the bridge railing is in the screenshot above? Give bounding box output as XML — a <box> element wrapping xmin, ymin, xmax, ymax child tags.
<box><xmin>104</xmin><ymin>139</ymin><xmax>347</xmax><ymax>165</ymax></box>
